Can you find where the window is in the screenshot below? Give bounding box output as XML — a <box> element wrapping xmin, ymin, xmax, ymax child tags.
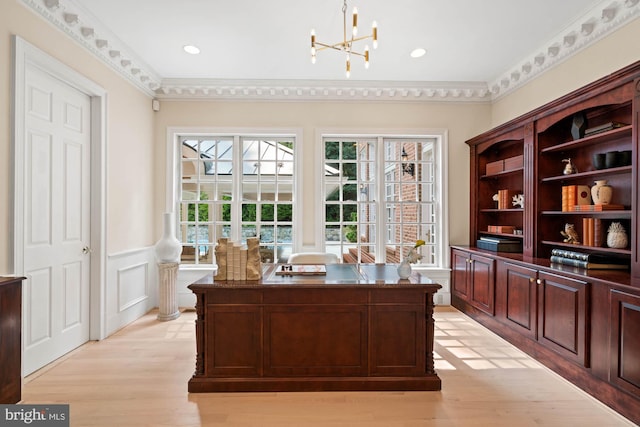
<box><xmin>321</xmin><ymin>134</ymin><xmax>447</xmax><ymax>267</ymax></box>
<box><xmin>178</xmin><ymin>133</ymin><xmax>297</xmax><ymax>265</ymax></box>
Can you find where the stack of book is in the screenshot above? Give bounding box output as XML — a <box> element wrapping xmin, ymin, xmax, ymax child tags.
<box><xmin>487</xmin><ymin>225</ymin><xmax>515</xmax><ymax>234</ymax></box>
<box><xmin>550</xmin><ymin>248</ymin><xmax>629</xmax><ymax>270</ymax></box>
<box><xmin>477</xmin><ymin>236</ymin><xmax>522</xmax><ymax>253</ymax></box>
<box><xmin>584</xmin><ymin>122</ymin><xmax>627</xmax><ymax>137</ymax></box>
<box><xmin>581</xmin><ymin>218</ymin><xmax>602</xmax><ymax>247</ymax></box>
<box><xmin>496</xmin><ymin>189</ymin><xmax>517</xmax><ymax>209</ymax></box>
<box><xmin>561</xmin><ymin>185</ymin><xmax>590</xmax><ymax>212</ymax></box>
<box><xmin>573</xmin><ymin>204</ymin><xmax>624</xmax><ymax>211</ymax></box>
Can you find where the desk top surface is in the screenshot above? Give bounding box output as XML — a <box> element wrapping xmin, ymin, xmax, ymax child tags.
<box><xmin>190</xmin><ymin>264</ymin><xmax>441</xmax><ymax>291</ymax></box>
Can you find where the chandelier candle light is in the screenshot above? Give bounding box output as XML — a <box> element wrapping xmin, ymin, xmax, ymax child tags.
<box><xmin>311</xmin><ymin>0</ymin><xmax>378</xmax><ymax>78</ymax></box>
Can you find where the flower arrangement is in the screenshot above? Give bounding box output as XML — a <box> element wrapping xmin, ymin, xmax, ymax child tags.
<box><xmin>405</xmin><ymin>239</ymin><xmax>425</xmax><ymax>264</ymax></box>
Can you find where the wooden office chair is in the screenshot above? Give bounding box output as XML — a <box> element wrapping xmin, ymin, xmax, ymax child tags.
<box><xmin>287</xmin><ymin>252</ymin><xmax>340</xmax><ymax>265</ymax></box>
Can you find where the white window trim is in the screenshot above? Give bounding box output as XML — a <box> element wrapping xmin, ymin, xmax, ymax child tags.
<box><xmin>315</xmin><ymin>128</ymin><xmax>450</xmax><ymax>269</ymax></box>
<box><xmin>166</xmin><ymin>127</ymin><xmax>303</xmax><ymax>270</ymax></box>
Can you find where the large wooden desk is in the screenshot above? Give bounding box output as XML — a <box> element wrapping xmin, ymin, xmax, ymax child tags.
<box><xmin>188</xmin><ymin>264</ymin><xmax>442</xmax><ymax>392</ymax></box>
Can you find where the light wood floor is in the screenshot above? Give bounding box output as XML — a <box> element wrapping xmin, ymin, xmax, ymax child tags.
<box><xmin>22</xmin><ymin>306</ymin><xmax>634</xmax><ymax>427</ymax></box>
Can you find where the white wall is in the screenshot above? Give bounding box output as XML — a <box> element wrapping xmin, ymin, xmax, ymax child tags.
<box><xmin>1</xmin><ymin>0</ymin><xmax>157</xmax><ymax>334</ymax></box>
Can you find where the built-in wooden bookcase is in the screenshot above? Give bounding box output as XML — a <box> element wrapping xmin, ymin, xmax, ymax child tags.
<box><xmin>469</xmin><ymin>126</ymin><xmax>525</xmax><ymax>249</ymax></box>
<box><xmin>454</xmin><ymin>62</ymin><xmax>640</xmax><ymax>424</ymax></box>
<box><xmin>535</xmin><ymin>90</ymin><xmax>634</xmax><ymax>261</ymax></box>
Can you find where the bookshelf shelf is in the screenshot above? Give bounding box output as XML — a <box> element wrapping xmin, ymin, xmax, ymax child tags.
<box><xmin>540</xmin><ymin>125</ymin><xmax>631</xmax><ymax>154</ymax></box>
<box><xmin>480</xmin><ymin>167</ymin><xmax>523</xmax><ymax>180</ymax></box>
<box><xmin>540</xmin><ymin>210</ymin><xmax>631</xmax><ymax>218</ymax></box>
<box><xmin>541</xmin><ymin>240</ymin><xmax>632</xmax><ymax>255</ymax></box>
<box><xmin>540</xmin><ymin>165</ymin><xmax>632</xmax><ymax>183</ymax></box>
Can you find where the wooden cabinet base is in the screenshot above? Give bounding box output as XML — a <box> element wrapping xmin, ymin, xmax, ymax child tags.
<box><xmin>189</xmin><ymin>376</ymin><xmax>442</xmax><ymax>393</ymax></box>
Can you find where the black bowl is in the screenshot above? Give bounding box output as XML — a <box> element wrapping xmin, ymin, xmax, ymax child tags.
<box><xmin>592</xmin><ymin>153</ymin><xmax>606</xmax><ymax>170</ymax></box>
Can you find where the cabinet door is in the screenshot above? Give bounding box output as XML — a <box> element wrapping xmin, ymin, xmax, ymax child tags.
<box><xmin>468</xmin><ymin>254</ymin><xmax>495</xmax><ymax>315</ymax></box>
<box><xmin>206</xmin><ymin>305</ymin><xmax>262</xmax><ymax>376</ymax></box>
<box><xmin>0</xmin><ymin>281</ymin><xmax>21</xmax><ymax>403</ymax></box>
<box><xmin>370</xmin><ymin>304</ymin><xmax>425</xmax><ymax>376</ymax></box>
<box><xmin>496</xmin><ymin>261</ymin><xmax>537</xmax><ymax>340</ymax></box>
<box><xmin>610</xmin><ymin>290</ymin><xmax>640</xmax><ymax>396</ymax></box>
<box><xmin>537</xmin><ymin>272</ymin><xmax>589</xmax><ymax>367</ymax></box>
<box><xmin>451</xmin><ymin>249</ymin><xmax>470</xmax><ymax>300</ymax></box>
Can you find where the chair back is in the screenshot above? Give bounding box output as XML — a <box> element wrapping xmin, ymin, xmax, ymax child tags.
<box><xmin>287</xmin><ymin>252</ymin><xmax>340</xmax><ymax>265</ymax></box>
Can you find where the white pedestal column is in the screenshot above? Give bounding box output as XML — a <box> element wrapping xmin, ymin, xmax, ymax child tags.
<box><xmin>157</xmin><ymin>262</ymin><xmax>180</xmax><ymax>321</ymax></box>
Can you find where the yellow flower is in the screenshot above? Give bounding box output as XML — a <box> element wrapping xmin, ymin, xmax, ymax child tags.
<box><xmin>414</xmin><ymin>239</ymin><xmax>426</xmax><ymax>248</ymax></box>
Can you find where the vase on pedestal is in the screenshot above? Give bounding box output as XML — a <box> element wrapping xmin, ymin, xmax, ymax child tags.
<box><xmin>397</xmin><ymin>260</ymin><xmax>412</xmax><ymax>279</ymax></box>
<box><xmin>591</xmin><ymin>180</ymin><xmax>612</xmax><ymax>205</ymax></box>
<box><xmin>155</xmin><ymin>212</ymin><xmax>182</xmax><ymax>321</ymax></box>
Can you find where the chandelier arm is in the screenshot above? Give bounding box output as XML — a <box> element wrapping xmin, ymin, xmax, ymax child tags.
<box><xmin>350</xmin><ymin>34</ymin><xmax>375</xmax><ymax>43</ymax></box>
<box><xmin>313</xmin><ymin>42</ymin><xmax>347</xmax><ymax>52</ymax></box>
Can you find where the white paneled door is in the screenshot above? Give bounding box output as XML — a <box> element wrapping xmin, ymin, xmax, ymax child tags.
<box><xmin>22</xmin><ymin>65</ymin><xmax>91</xmax><ymax>375</ymax></box>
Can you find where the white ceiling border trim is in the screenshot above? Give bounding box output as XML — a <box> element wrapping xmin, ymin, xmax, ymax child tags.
<box><xmin>489</xmin><ymin>0</ymin><xmax>640</xmax><ymax>100</ymax></box>
<box><xmin>155</xmin><ymin>79</ymin><xmax>491</xmax><ymax>103</ymax></box>
<box><xmin>19</xmin><ymin>0</ymin><xmax>640</xmax><ymax>103</ymax></box>
<box><xmin>19</xmin><ymin>0</ymin><xmax>162</xmax><ymax>97</ymax></box>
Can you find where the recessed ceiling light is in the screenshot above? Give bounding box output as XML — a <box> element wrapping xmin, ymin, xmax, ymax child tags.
<box><xmin>411</xmin><ymin>48</ymin><xmax>426</xmax><ymax>58</ymax></box>
<box><xmin>183</xmin><ymin>45</ymin><xmax>200</xmax><ymax>55</ymax></box>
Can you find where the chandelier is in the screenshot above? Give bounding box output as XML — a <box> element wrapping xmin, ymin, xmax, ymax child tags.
<box><xmin>310</xmin><ymin>0</ymin><xmax>378</xmax><ymax>78</ymax></box>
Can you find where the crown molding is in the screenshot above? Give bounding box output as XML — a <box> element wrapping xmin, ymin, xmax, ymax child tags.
<box><xmin>488</xmin><ymin>0</ymin><xmax>640</xmax><ymax>100</ymax></box>
<box><xmin>20</xmin><ymin>0</ymin><xmax>640</xmax><ymax>103</ymax></box>
<box><xmin>155</xmin><ymin>79</ymin><xmax>491</xmax><ymax>102</ymax></box>
<box><xmin>20</xmin><ymin>0</ymin><xmax>162</xmax><ymax>96</ymax></box>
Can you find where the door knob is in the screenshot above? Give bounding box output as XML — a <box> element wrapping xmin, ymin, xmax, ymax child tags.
<box><xmin>82</xmin><ymin>246</ymin><xmax>91</xmax><ymax>254</ymax></box>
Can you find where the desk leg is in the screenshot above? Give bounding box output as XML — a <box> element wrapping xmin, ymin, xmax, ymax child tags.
<box><xmin>425</xmin><ymin>292</ymin><xmax>436</xmax><ymax>375</ymax></box>
<box><xmin>193</xmin><ymin>291</ymin><xmax>205</xmax><ymax>377</ymax></box>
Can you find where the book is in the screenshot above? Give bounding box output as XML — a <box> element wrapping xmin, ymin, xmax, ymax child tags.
<box><xmin>550</xmin><ymin>256</ymin><xmax>629</xmax><ymax>270</ymax></box>
<box><xmin>593</xmin><ymin>218</ymin><xmax>602</xmax><ymax>247</ymax></box>
<box><xmin>562</xmin><ymin>185</ymin><xmax>590</xmax><ymax>212</ymax></box>
<box><xmin>584</xmin><ymin>122</ymin><xmax>627</xmax><ymax>136</ymax></box>
<box><xmin>477</xmin><ymin>239</ymin><xmax>522</xmax><ymax>253</ymax></box>
<box><xmin>550</xmin><ymin>248</ymin><xmax>627</xmax><ymax>263</ymax></box>
<box><xmin>275</xmin><ymin>264</ymin><xmax>327</xmax><ymax>276</ymax></box>
<box><xmin>572</xmin><ymin>204</ymin><xmax>625</xmax><ymax>211</ymax></box>
<box><xmin>479</xmin><ymin>236</ymin><xmax>520</xmax><ymax>243</ymax></box>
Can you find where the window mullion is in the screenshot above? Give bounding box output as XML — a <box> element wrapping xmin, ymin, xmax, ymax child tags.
<box><xmin>231</xmin><ymin>135</ymin><xmax>243</xmax><ymax>241</ymax></box>
<box><xmin>375</xmin><ymin>136</ymin><xmax>386</xmax><ymax>263</ymax></box>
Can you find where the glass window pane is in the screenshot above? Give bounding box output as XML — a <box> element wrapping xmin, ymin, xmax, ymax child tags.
<box><xmin>326</xmin><ymin>204</ymin><xmax>340</xmax><ymax>222</ymax></box>
<box><xmin>343</xmin><ymin>163</ymin><xmax>357</xmax><ymax>180</ymax></box>
<box><xmin>343</xmin><ymin>204</ymin><xmax>357</xmax><ymax>222</ymax></box>
<box><xmin>342</xmin><ymin>141</ymin><xmax>357</xmax><ymax>160</ymax></box>
<box><xmin>325</xmin><ymin>141</ymin><xmax>339</xmax><ymax>159</ymax></box>
<box><xmin>261</xmin><ymin>204</ymin><xmax>275</xmax><ymax>221</ymax></box>
<box><xmin>342</xmin><ymin>184</ymin><xmax>357</xmax><ymax>201</ymax></box>
<box><xmin>277</xmin><ymin>204</ymin><xmax>293</xmax><ymax>222</ymax></box>
<box><xmin>242</xmin><ymin>204</ymin><xmax>256</xmax><ymax>221</ymax></box>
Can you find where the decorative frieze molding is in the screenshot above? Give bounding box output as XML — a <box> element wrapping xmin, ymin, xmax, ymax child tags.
<box><xmin>155</xmin><ymin>79</ymin><xmax>491</xmax><ymax>102</ymax></box>
<box><xmin>20</xmin><ymin>0</ymin><xmax>640</xmax><ymax>102</ymax></box>
<box><xmin>489</xmin><ymin>0</ymin><xmax>640</xmax><ymax>100</ymax></box>
<box><xmin>20</xmin><ymin>0</ymin><xmax>161</xmax><ymax>96</ymax></box>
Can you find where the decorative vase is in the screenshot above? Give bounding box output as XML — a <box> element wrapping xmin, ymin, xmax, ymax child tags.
<box><xmin>397</xmin><ymin>260</ymin><xmax>412</xmax><ymax>279</ymax></box>
<box><xmin>154</xmin><ymin>212</ymin><xmax>182</xmax><ymax>262</ymax></box>
<box><xmin>570</xmin><ymin>112</ymin><xmax>587</xmax><ymax>140</ymax></box>
<box><xmin>607</xmin><ymin>222</ymin><xmax>628</xmax><ymax>249</ymax></box>
<box><xmin>591</xmin><ymin>180</ymin><xmax>612</xmax><ymax>205</ymax></box>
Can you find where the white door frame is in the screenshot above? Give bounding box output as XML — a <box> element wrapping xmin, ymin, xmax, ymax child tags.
<box><xmin>12</xmin><ymin>36</ymin><xmax>108</xmax><ymax>341</ymax></box>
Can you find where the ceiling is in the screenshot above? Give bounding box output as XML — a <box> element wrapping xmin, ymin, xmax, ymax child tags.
<box><xmin>24</xmin><ymin>0</ymin><xmax>640</xmax><ymax>101</ymax></box>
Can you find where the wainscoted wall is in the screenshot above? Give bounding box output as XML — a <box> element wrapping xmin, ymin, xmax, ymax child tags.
<box><xmin>106</xmin><ymin>247</ymin><xmax>157</xmax><ymax>335</ymax></box>
<box><xmin>177</xmin><ymin>269</ymin><xmax>212</xmax><ymax>308</ymax></box>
